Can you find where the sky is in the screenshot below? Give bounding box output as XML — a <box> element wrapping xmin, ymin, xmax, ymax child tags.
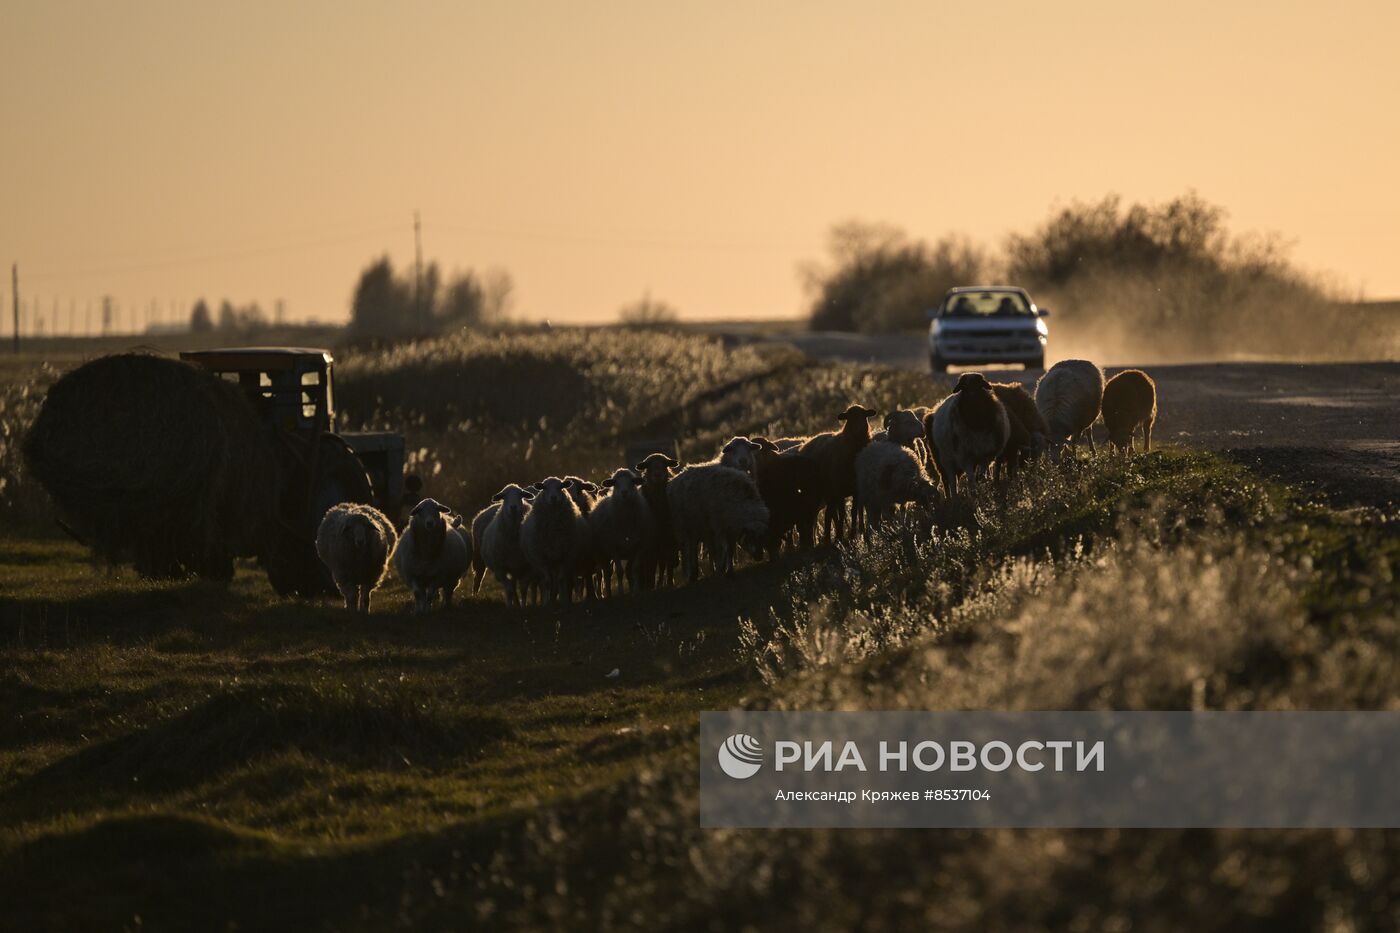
<box><xmin>2</xmin><ymin>0</ymin><xmax>1397</xmax><ymax>329</ymax></box>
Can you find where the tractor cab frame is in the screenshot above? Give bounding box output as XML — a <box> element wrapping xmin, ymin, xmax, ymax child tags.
<box><xmin>180</xmin><ymin>347</ymin><xmax>407</xmax><ymax>516</ymax></box>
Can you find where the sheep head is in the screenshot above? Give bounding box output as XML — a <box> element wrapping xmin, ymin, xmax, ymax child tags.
<box><xmin>409</xmin><ymin>498</ymin><xmax>451</xmax><ymax>558</ymax></box>
<box><xmin>491</xmin><ymin>484</ymin><xmax>533</xmax><ymax>520</ymax></box>
<box><xmin>952</xmin><ymin>372</ymin><xmax>992</xmax><ymax>394</ymax></box>
<box><xmin>533</xmin><ymin>477</ymin><xmax>570</xmax><ymax>508</ymax></box>
<box><xmin>720</xmin><ymin>436</ymin><xmax>763</xmax><ymax>476</ymax></box>
<box><xmin>341</xmin><ymin>513</ymin><xmax>372</xmax><ymax>551</ymax></box>
<box><xmin>883</xmin><ymin>409</ymin><xmax>924</xmax><ymax>448</ymax></box>
<box><xmin>601</xmin><ymin>468</ymin><xmax>641</xmax><ymax>494</ymax></box>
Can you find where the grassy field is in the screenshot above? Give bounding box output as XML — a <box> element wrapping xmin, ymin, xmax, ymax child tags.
<box><xmin>2</xmin><ymin>330</ymin><xmax>1398</xmax><ymax>930</ymax></box>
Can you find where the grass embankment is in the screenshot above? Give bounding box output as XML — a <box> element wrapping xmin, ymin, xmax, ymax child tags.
<box><xmin>1</xmin><ymin>330</ymin><xmax>1396</xmax><ymax>929</ymax></box>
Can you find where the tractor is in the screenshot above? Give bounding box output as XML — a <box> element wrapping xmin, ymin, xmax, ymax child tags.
<box><xmin>180</xmin><ymin>347</ymin><xmax>414</xmax><ymax>596</ymax></box>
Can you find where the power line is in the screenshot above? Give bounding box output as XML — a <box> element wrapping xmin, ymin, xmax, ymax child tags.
<box><xmin>24</xmin><ymin>222</ymin><xmax>407</xmax><ymax>282</ymax></box>
<box><xmin>429</xmin><ymin>220</ymin><xmax>810</xmax><ymax>253</ymax></box>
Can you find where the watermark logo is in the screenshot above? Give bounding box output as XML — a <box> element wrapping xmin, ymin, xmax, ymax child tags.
<box><xmin>718</xmin><ymin>733</ymin><xmax>764</xmax><ymax>779</ymax></box>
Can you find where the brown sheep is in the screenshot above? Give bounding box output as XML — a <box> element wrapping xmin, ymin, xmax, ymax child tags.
<box><xmin>634</xmin><ymin>452</ymin><xmax>680</xmax><ymax>588</ymax></box>
<box><xmin>751</xmin><ymin>438</ymin><xmax>825</xmax><ymax>556</ymax></box>
<box><xmin>1101</xmin><ymin>369</ymin><xmax>1157</xmax><ymax>454</ymax></box>
<box><xmin>990</xmin><ymin>382</ymin><xmax>1050</xmax><ymax>479</ymax></box>
<box><xmin>796</xmin><ymin>403</ymin><xmax>878</xmax><ymax>541</ymax></box>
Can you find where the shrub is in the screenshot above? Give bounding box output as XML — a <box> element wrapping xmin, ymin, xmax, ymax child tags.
<box><xmin>803</xmin><ymin>221</ymin><xmax>988</xmax><ymax>333</ymax></box>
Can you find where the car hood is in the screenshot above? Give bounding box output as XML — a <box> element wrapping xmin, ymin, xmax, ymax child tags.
<box><xmin>933</xmin><ymin>317</ymin><xmax>1041</xmax><ymax>332</ymax></box>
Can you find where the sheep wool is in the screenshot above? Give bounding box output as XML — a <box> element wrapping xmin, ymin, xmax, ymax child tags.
<box><xmin>1101</xmin><ymin>369</ymin><xmax>1157</xmax><ymax>454</ymax></box>
<box><xmin>855</xmin><ymin>442</ymin><xmax>939</xmax><ymax>532</ymax></box>
<box><xmin>926</xmin><ymin>373</ymin><xmax>1011</xmax><ymax>498</ymax></box>
<box><xmin>521</xmin><ymin>477</ymin><xmax>588</xmax><ymax>607</ymax></box>
<box><xmin>666</xmin><ymin>463</ymin><xmax>769</xmax><ymax>583</ymax></box>
<box><xmin>393</xmin><ymin>497</ymin><xmax>471</xmax><ymax>614</ymax></box>
<box><xmin>588</xmin><ymin>468</ymin><xmax>654</xmax><ymax>595</ymax></box>
<box><xmin>479</xmin><ymin>484</ymin><xmax>535</xmax><ymax>607</ymax></box>
<box><xmin>1035</xmin><ymin>359</ymin><xmax>1105</xmax><ymax>450</ymax></box>
<box><xmin>315</xmin><ymin>502</ymin><xmax>397</xmax><ymax>613</ymax></box>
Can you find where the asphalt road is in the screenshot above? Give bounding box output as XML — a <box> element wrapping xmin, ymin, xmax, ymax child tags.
<box><xmin>773</xmin><ymin>332</ymin><xmax>1400</xmax><ymax>509</ymax></box>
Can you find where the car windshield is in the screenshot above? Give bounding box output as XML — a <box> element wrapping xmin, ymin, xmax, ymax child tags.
<box><xmin>943</xmin><ymin>291</ymin><xmax>1031</xmax><ymax>317</ymax></box>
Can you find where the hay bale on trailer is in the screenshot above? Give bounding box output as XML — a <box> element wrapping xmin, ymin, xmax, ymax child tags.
<box><xmin>22</xmin><ymin>352</ymin><xmax>374</xmax><ymax>596</ymax></box>
<box><xmin>23</xmin><ymin>353</ymin><xmax>281</xmax><ymax>583</ymax></box>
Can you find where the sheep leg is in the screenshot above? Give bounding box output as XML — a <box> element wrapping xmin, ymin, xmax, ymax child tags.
<box><xmin>360</xmin><ymin>588</ymin><xmax>372</xmax><ymax>614</ymax></box>
<box><xmin>1144</xmin><ymin>421</ymin><xmax>1153</xmax><ymax>452</ymax></box>
<box><xmin>682</xmin><ymin>536</ymin><xmax>700</xmax><ymax>584</ymax></box>
<box><xmin>339</xmin><ymin>581</ymin><xmax>356</xmax><ymax>612</ymax></box>
<box><xmin>442</xmin><ymin>584</ymin><xmax>454</xmax><ymax>610</ymax></box>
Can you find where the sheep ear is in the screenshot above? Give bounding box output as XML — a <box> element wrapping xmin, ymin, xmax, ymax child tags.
<box><xmin>582</xmin><ymin>481</ymin><xmax>598</xmax><ymax>491</ymax></box>
<box><xmin>633</xmin><ymin>462</ymin><xmax>647</xmax><ymax>472</ymax></box>
<box><xmin>745</xmin><ymin>440</ymin><xmax>761</xmax><ymax>452</ymax></box>
<box><xmin>601</xmin><ymin>478</ymin><xmax>615</xmax><ymax>488</ymax></box>
<box><xmin>664</xmin><ymin>456</ymin><xmax>679</xmax><ymax>468</ymax></box>
<box><xmin>491</xmin><ymin>492</ymin><xmax>504</xmax><ymax>502</ymax></box>
<box><xmin>435</xmin><ymin>503</ymin><xmax>451</xmax><ymax>513</ymax></box>
<box><xmin>521</xmin><ymin>490</ymin><xmax>534</xmax><ymax>500</ymax></box>
<box><xmin>861</xmin><ymin>406</ymin><xmax>877</xmax><ymax>417</ymax></box>
<box><xmin>883</xmin><ymin>412</ymin><xmax>894</xmax><ymax>428</ymax></box>
<box><xmin>530</xmin><ymin>483</ymin><xmax>543</xmax><ymax>491</ymax></box>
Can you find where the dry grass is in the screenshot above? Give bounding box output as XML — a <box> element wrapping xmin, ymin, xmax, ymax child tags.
<box><xmin>1</xmin><ymin>329</ymin><xmax>1396</xmax><ymax>930</ymax></box>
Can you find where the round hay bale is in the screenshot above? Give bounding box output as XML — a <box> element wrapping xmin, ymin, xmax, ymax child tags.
<box><xmin>23</xmin><ymin>353</ymin><xmax>281</xmax><ymax>582</ymax></box>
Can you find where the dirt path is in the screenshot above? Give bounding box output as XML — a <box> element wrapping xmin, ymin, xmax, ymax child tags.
<box><xmin>762</xmin><ymin>332</ymin><xmax>1400</xmax><ymax>508</ymax></box>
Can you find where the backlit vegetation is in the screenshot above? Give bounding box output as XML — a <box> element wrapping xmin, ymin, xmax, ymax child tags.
<box><xmin>2</xmin><ymin>330</ymin><xmax>1396</xmax><ymax>929</ymax></box>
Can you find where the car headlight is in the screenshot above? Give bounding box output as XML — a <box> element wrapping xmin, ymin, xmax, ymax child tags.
<box><xmin>1035</xmin><ymin>319</ymin><xmax>1048</xmax><ymax>336</ymax></box>
<box><xmin>929</xmin><ymin>320</ymin><xmax>941</xmax><ymax>338</ymax></box>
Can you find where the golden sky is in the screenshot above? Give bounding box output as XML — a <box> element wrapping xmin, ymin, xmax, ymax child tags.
<box><xmin>3</xmin><ymin>0</ymin><xmax>1397</xmax><ymax>327</ymax></box>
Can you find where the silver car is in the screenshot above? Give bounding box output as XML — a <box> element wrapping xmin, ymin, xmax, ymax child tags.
<box><xmin>926</xmin><ymin>286</ymin><xmax>1049</xmax><ymax>373</ymax></box>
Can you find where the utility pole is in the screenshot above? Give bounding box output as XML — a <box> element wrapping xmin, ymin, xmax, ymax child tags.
<box><xmin>413</xmin><ymin>209</ymin><xmax>424</xmax><ymax>333</ymax></box>
<box><xmin>11</xmin><ymin>264</ymin><xmax>18</xmax><ymax>353</ymax></box>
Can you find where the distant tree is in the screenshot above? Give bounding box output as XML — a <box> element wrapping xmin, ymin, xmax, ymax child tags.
<box><xmin>218</xmin><ymin>300</ymin><xmax>238</xmax><ymax>331</ymax></box>
<box><xmin>213</xmin><ymin>299</ymin><xmax>266</xmax><ymax>334</ymax></box>
<box><xmin>1004</xmin><ymin>191</ymin><xmax>1230</xmax><ymax>289</ymax></box>
<box><xmin>350</xmin><ymin>256</ymin><xmax>413</xmax><ymax>336</ymax></box>
<box><xmin>803</xmin><ymin>221</ymin><xmax>987</xmax><ymax>333</ymax></box>
<box><xmin>189</xmin><ymin>298</ymin><xmax>213</xmax><ymax>333</ymax></box>
<box><xmin>437</xmin><ymin>271</ymin><xmax>484</xmax><ymax>329</ymax></box>
<box><xmin>618</xmin><ymin>292</ymin><xmax>680</xmax><ymax>328</ymax></box>
<box><xmin>480</xmin><ymin>268</ymin><xmax>515</xmax><ymax>322</ymax></box>
<box><xmin>350</xmin><ymin>255</ymin><xmax>515</xmax><ymax>336</ymax></box>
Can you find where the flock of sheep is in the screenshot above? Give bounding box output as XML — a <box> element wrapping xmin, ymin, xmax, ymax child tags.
<box><xmin>314</xmin><ymin>360</ymin><xmax>1158</xmax><ymax>614</ymax></box>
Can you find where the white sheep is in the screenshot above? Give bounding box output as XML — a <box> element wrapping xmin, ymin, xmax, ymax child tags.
<box><xmin>665</xmin><ymin>463</ymin><xmax>769</xmax><ymax>583</ymax></box>
<box><xmin>314</xmin><ymin>502</ymin><xmax>397</xmax><ymax>613</ymax></box>
<box><xmin>587</xmin><ymin>468</ymin><xmax>654</xmax><ymax>596</ymax></box>
<box><xmin>393</xmin><ymin>497</ymin><xmax>471</xmax><ymax>614</ymax></box>
<box><xmin>926</xmin><ymin>373</ymin><xmax>1011</xmax><ymax>498</ymax></box>
<box><xmin>476</xmin><ymin>484</ymin><xmax>535</xmax><ymax>607</ymax></box>
<box><xmin>520</xmin><ymin>476</ymin><xmax>589</xmax><ymax>607</ymax></box>
<box><xmin>855</xmin><ymin>442</ymin><xmax>940</xmax><ymax>533</ymax></box>
<box><xmin>1035</xmin><ymin>359</ymin><xmax>1105</xmax><ymax>451</ymax></box>
<box><xmin>874</xmin><ymin>409</ymin><xmax>925</xmax><ymax>448</ymax></box>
